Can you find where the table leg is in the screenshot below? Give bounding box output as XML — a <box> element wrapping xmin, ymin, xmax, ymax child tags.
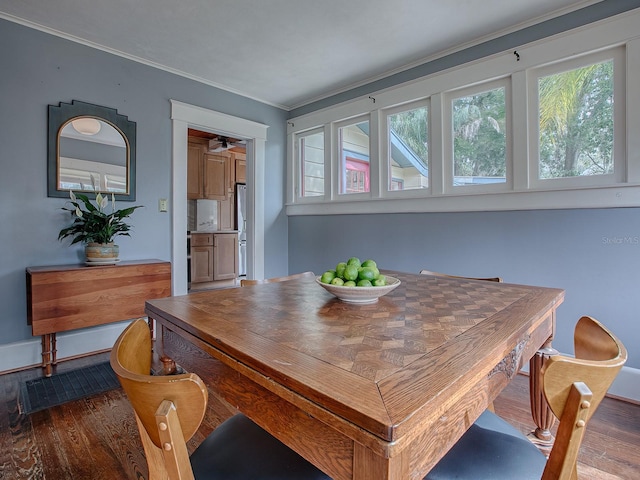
<box><xmin>41</xmin><ymin>333</ymin><xmax>57</xmax><ymax>377</ymax></box>
<box><xmin>151</xmin><ymin>320</ymin><xmax>176</xmax><ymax>375</ymax></box>
<box><xmin>147</xmin><ymin>317</ymin><xmax>155</xmax><ymax>340</ymax></box>
<box><xmin>528</xmin><ymin>336</ymin><xmax>558</xmax><ymax>452</ymax></box>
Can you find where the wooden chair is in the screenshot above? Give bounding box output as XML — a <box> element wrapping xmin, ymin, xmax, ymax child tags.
<box><xmin>240</xmin><ymin>270</ymin><xmax>315</xmax><ymax>286</ymax></box>
<box><xmin>424</xmin><ymin>315</ymin><xmax>627</xmax><ymax>480</ymax></box>
<box><xmin>419</xmin><ymin>269</ymin><xmax>502</xmax><ymax>282</ymax></box>
<box><xmin>110</xmin><ymin>319</ymin><xmax>329</xmax><ymax>480</ymax></box>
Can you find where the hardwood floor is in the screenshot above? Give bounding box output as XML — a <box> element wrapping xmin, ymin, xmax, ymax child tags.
<box><xmin>1</xmin><ymin>330</ymin><xmax>638</xmax><ymax>479</ymax></box>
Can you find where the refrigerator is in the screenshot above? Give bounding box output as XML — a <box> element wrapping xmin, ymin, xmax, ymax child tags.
<box><xmin>235</xmin><ymin>183</ymin><xmax>247</xmax><ymax>277</ymax></box>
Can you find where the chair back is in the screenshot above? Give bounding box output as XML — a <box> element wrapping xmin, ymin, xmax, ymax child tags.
<box><xmin>110</xmin><ymin>319</ymin><xmax>208</xmax><ymax>480</ymax></box>
<box><xmin>241</xmin><ymin>270</ymin><xmax>315</xmax><ymax>286</ymax></box>
<box><xmin>419</xmin><ymin>269</ymin><xmax>502</xmax><ymax>282</ymax></box>
<box><xmin>541</xmin><ymin>316</ymin><xmax>627</xmax><ymax>480</ymax></box>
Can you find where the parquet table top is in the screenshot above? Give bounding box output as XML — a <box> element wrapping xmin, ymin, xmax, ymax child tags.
<box><xmin>188</xmin><ymin>274</ymin><xmax>529</xmax><ymax>382</ymax></box>
<box><xmin>147</xmin><ymin>271</ymin><xmax>563</xmax><ymax>445</ymax></box>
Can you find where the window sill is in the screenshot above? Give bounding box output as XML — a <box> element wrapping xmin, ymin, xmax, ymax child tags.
<box><xmin>286</xmin><ymin>185</ymin><xmax>640</xmax><ymax>216</ymax></box>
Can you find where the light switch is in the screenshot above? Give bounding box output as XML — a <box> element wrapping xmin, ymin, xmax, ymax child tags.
<box><xmin>159</xmin><ymin>198</ymin><xmax>168</xmax><ymax>212</ymax></box>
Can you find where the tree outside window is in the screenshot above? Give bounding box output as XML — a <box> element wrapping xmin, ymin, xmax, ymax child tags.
<box><xmin>452</xmin><ymin>86</ymin><xmax>506</xmax><ymax>185</ymax></box>
<box><xmin>538</xmin><ymin>59</ymin><xmax>614</xmax><ymax>179</ymax></box>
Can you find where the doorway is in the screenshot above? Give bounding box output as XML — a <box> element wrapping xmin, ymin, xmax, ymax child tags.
<box><xmin>170</xmin><ymin>100</ymin><xmax>268</xmax><ymax>295</ymax></box>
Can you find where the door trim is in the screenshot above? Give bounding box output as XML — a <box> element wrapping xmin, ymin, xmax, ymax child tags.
<box><xmin>171</xmin><ymin>100</ymin><xmax>268</xmax><ymax>295</ymax></box>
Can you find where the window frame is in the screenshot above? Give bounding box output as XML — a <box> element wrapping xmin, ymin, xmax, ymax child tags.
<box><xmin>443</xmin><ymin>77</ymin><xmax>512</xmax><ymax>195</ymax></box>
<box><xmin>381</xmin><ymin>99</ymin><xmax>431</xmax><ymax>199</ymax></box>
<box><xmin>295</xmin><ymin>126</ymin><xmax>326</xmax><ymax>202</ymax></box>
<box><xmin>334</xmin><ymin>115</ymin><xmax>372</xmax><ymax>200</ymax></box>
<box><xmin>527</xmin><ymin>47</ymin><xmax>626</xmax><ymax>190</ymax></box>
<box><xmin>285</xmin><ymin>12</ymin><xmax>640</xmax><ymax>216</ymax></box>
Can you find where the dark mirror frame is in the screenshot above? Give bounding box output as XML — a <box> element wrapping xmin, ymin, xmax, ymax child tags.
<box><xmin>48</xmin><ymin>100</ymin><xmax>137</xmax><ymax>201</ymax></box>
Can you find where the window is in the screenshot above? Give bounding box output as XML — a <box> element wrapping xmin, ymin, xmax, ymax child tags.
<box><xmin>297</xmin><ymin>129</ymin><xmax>324</xmax><ymax>198</ymax></box>
<box><xmin>449</xmin><ymin>81</ymin><xmax>508</xmax><ymax>189</ymax></box>
<box><xmin>385</xmin><ymin>103</ymin><xmax>429</xmax><ymax>192</ymax></box>
<box><xmin>286</xmin><ymin>14</ymin><xmax>638</xmax><ymax>215</ymax></box>
<box><xmin>338</xmin><ymin>119</ymin><xmax>370</xmax><ymax>195</ymax></box>
<box><xmin>530</xmin><ymin>47</ymin><xmax>624</xmax><ymax>187</ymax></box>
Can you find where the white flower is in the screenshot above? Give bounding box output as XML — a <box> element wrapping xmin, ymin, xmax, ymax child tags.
<box><xmin>75</xmin><ymin>207</ymin><xmax>83</xmax><ymax>218</ymax></box>
<box><xmin>96</xmin><ymin>193</ymin><xmax>108</xmax><ymax>210</ymax></box>
<box><xmin>69</xmin><ymin>191</ymin><xmax>76</xmax><ymax>202</ymax></box>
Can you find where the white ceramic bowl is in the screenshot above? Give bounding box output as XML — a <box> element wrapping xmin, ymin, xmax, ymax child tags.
<box><xmin>316</xmin><ymin>275</ymin><xmax>401</xmax><ymax>304</ymax></box>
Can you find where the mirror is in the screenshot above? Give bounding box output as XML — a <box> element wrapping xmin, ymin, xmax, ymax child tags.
<box><xmin>48</xmin><ymin>100</ymin><xmax>136</xmax><ymax>200</ymax></box>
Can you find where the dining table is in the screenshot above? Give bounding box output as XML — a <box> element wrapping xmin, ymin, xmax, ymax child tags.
<box><xmin>146</xmin><ymin>270</ymin><xmax>564</xmax><ymax>480</ymax></box>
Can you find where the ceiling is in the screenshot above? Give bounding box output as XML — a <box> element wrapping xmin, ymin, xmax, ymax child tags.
<box><xmin>0</xmin><ymin>0</ymin><xmax>600</xmax><ymax>110</ymax></box>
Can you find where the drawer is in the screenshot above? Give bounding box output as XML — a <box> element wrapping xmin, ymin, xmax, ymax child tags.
<box><xmin>191</xmin><ymin>234</ymin><xmax>214</xmax><ymax>246</ymax></box>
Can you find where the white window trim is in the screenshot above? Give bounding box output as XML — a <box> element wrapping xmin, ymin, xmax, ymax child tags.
<box><xmin>286</xmin><ymin>10</ymin><xmax>640</xmax><ymax>216</ymax></box>
<box><xmin>333</xmin><ymin>114</ymin><xmax>373</xmax><ymax>201</ymax></box>
<box><xmin>294</xmin><ymin>126</ymin><xmax>326</xmax><ymax>203</ymax></box>
<box><xmin>443</xmin><ymin>77</ymin><xmax>512</xmax><ymax>195</ymax></box>
<box><xmin>380</xmin><ymin>99</ymin><xmax>431</xmax><ymax>199</ymax></box>
<box><xmin>527</xmin><ymin>47</ymin><xmax>625</xmax><ymax>190</ymax></box>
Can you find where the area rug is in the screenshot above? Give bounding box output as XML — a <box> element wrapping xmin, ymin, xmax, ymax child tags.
<box><xmin>19</xmin><ymin>362</ymin><xmax>120</xmax><ymax>415</ymax></box>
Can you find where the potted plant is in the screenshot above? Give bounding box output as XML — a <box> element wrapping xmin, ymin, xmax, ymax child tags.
<box><xmin>58</xmin><ymin>191</ymin><xmax>143</xmax><ymax>263</ymax></box>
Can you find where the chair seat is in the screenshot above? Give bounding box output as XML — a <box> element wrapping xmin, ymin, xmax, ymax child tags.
<box><xmin>424</xmin><ymin>411</ymin><xmax>546</xmax><ymax>480</ymax></box>
<box><xmin>191</xmin><ymin>413</ymin><xmax>331</xmax><ymax>480</ymax></box>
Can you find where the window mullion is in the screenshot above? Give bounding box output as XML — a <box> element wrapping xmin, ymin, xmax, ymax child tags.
<box><xmin>369</xmin><ymin>110</ymin><xmax>381</xmax><ymax>198</ymax></box>
<box><xmin>623</xmin><ymin>39</ymin><xmax>640</xmax><ymax>184</ymax></box>
<box><xmin>430</xmin><ymin>93</ymin><xmax>445</xmax><ymax>195</ymax></box>
<box><xmin>512</xmin><ymin>70</ymin><xmax>529</xmax><ymax>191</ymax></box>
<box><xmin>325</xmin><ymin>124</ymin><xmax>334</xmax><ymax>201</ymax></box>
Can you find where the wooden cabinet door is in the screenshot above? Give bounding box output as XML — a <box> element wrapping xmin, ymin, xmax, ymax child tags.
<box><xmin>203</xmin><ymin>153</ymin><xmax>229</xmax><ymax>200</ymax></box>
<box><xmin>190</xmin><ymin>246</ymin><xmax>213</xmax><ymax>283</ymax></box>
<box><xmin>213</xmin><ymin>234</ymin><xmax>238</xmax><ymax>280</ymax></box>
<box><xmin>235</xmin><ymin>154</ymin><xmax>246</xmax><ymax>184</ymax></box>
<box><xmin>218</xmin><ymin>195</ymin><xmax>234</xmax><ymax>231</ymax></box>
<box><xmin>187</xmin><ymin>143</ymin><xmax>203</xmax><ymax>199</ymax></box>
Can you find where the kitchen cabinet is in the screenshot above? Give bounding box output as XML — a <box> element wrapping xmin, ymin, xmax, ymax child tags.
<box><xmin>187</xmin><ymin>137</ymin><xmax>232</xmax><ymax>201</ymax></box>
<box><xmin>213</xmin><ymin>233</ymin><xmax>238</xmax><ymax>280</ymax></box>
<box><xmin>217</xmin><ymin>151</ymin><xmax>244</xmax><ymax>230</ymax></box>
<box><xmin>235</xmin><ymin>153</ymin><xmax>246</xmax><ymax>183</ymax></box>
<box><xmin>189</xmin><ymin>232</ymin><xmax>238</xmax><ymax>287</ymax></box>
<box><xmin>187</xmin><ymin>142</ymin><xmax>204</xmax><ymax>199</ymax></box>
<box><xmin>203</xmin><ymin>152</ymin><xmax>231</xmax><ymax>200</ymax></box>
<box><xmin>218</xmin><ymin>195</ymin><xmax>234</xmax><ymax>231</ymax></box>
<box><xmin>190</xmin><ymin>233</ymin><xmax>214</xmax><ymax>283</ymax></box>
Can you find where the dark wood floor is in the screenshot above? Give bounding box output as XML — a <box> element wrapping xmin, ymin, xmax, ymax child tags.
<box><xmin>1</xmin><ymin>330</ymin><xmax>638</xmax><ymax>479</ymax></box>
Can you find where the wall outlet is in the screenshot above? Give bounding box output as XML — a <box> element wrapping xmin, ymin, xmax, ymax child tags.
<box><xmin>159</xmin><ymin>198</ymin><xmax>168</xmax><ymax>212</ymax></box>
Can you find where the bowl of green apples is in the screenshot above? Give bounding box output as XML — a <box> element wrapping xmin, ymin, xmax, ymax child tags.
<box><xmin>316</xmin><ymin>257</ymin><xmax>400</xmax><ymax>304</ymax></box>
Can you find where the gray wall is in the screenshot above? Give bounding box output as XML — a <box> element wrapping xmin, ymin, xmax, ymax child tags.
<box><xmin>289</xmin><ymin>209</ymin><xmax>640</xmax><ymax>369</ymax></box>
<box><xmin>0</xmin><ymin>19</ymin><xmax>288</xmax><ymax>348</ymax></box>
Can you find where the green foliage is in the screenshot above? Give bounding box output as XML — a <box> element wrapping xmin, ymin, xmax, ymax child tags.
<box><xmin>538</xmin><ymin>60</ymin><xmax>614</xmax><ymax>178</ymax></box>
<box><xmin>453</xmin><ymin>87</ymin><xmax>506</xmax><ymax>178</ymax></box>
<box><xmin>58</xmin><ymin>192</ymin><xmax>143</xmax><ymax>245</ymax></box>
<box><xmin>389</xmin><ymin>107</ymin><xmax>429</xmax><ymax>162</ymax></box>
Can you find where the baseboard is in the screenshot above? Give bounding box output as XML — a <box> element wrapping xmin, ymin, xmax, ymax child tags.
<box><xmin>0</xmin><ymin>321</ymin><xmax>132</xmax><ymax>374</ymax></box>
<box><xmin>608</xmin><ymin>366</ymin><xmax>640</xmax><ymax>404</ymax></box>
<box><xmin>1</xmin><ymin>326</ymin><xmax>639</xmax><ymax>404</ymax></box>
